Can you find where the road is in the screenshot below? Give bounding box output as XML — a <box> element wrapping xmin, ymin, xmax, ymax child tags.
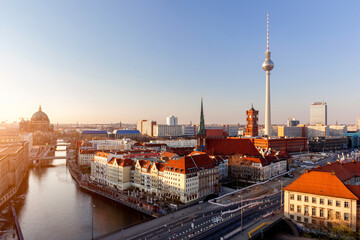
<box><xmin>125</xmin><ymin>193</ymin><xmax>281</xmax><ymax>240</ymax></box>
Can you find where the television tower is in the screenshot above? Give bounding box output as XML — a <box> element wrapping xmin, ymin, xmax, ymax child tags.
<box><xmin>262</xmin><ymin>12</ymin><xmax>274</xmax><ymax>136</ymax></box>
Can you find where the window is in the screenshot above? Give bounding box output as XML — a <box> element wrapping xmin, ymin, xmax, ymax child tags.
<box><xmin>320</xmin><ymin>198</ymin><xmax>324</xmax><ymax>205</ymax></box>
<box><xmin>290</xmin><ymin>204</ymin><xmax>294</xmax><ymax>211</ymax></box>
<box><xmin>336</xmin><ymin>211</ymin><xmax>341</xmax><ymax>219</ymax></box>
<box><xmin>312</xmin><ymin>207</ymin><xmax>316</xmax><ymax>216</ymax></box>
<box><xmin>344</xmin><ymin>213</ymin><xmax>349</xmax><ymax>221</ymax></box>
<box><xmin>304</xmin><ymin>206</ymin><xmax>309</xmax><ymax>216</ymax></box>
<box><xmin>304</xmin><ymin>217</ymin><xmax>308</xmax><ymax>223</ymax></box>
<box><xmin>304</xmin><ymin>196</ymin><xmax>309</xmax><ymax>202</ymax></box>
<box><xmin>344</xmin><ymin>201</ymin><xmax>349</xmax><ymax>208</ymax></box>
<box><xmin>328</xmin><ymin>200</ymin><xmax>332</xmax><ymax>206</ymax></box>
<box><xmin>336</xmin><ymin>201</ymin><xmax>340</xmax><ymax>207</ymax></box>
<box><xmin>290</xmin><ymin>194</ymin><xmax>294</xmax><ymax>200</ymax></box>
<box><xmin>320</xmin><ymin>209</ymin><xmax>324</xmax><ymax>218</ymax></box>
<box><xmin>297</xmin><ymin>216</ymin><xmax>301</xmax><ymax>221</ymax></box>
<box><xmin>328</xmin><ymin>209</ymin><xmax>333</xmax><ymax>219</ymax></box>
<box><xmin>312</xmin><ymin>197</ymin><xmax>316</xmax><ymax>203</ymax></box>
<box><xmin>297</xmin><ymin>205</ymin><xmax>301</xmax><ymax>213</ymax></box>
<box><xmin>297</xmin><ymin>195</ymin><xmax>302</xmax><ymax>201</ymax></box>
<box><xmin>290</xmin><ymin>215</ymin><xmax>294</xmax><ymax>220</ymax></box>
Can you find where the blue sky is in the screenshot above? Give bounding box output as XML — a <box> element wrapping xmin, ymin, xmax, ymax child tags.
<box><xmin>0</xmin><ymin>0</ymin><xmax>359</xmax><ymax>125</ymax></box>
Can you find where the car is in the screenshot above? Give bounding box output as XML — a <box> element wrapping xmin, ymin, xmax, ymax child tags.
<box><xmin>284</xmin><ymin>173</ymin><xmax>294</xmax><ymax>178</ymax></box>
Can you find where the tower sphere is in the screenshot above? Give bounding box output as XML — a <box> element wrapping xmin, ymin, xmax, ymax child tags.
<box><xmin>262</xmin><ymin>52</ymin><xmax>274</xmax><ymax>71</ymax></box>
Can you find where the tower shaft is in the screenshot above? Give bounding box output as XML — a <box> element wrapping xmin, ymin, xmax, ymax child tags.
<box><xmin>265</xmin><ymin>71</ymin><xmax>271</xmax><ymax>136</ymax></box>
<box><xmin>262</xmin><ymin>13</ymin><xmax>274</xmax><ymax>136</ymax></box>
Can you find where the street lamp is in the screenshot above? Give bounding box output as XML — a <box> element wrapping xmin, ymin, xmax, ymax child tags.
<box><xmin>240</xmin><ymin>195</ymin><xmax>243</xmax><ymax>232</ymax></box>
<box><xmin>278</xmin><ymin>180</ymin><xmax>283</xmax><ymax>208</ymax></box>
<box><xmin>91</xmin><ymin>202</ymin><xmax>95</xmax><ymax>240</ymax></box>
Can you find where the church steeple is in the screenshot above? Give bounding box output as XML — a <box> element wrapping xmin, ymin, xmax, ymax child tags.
<box><xmin>198</xmin><ymin>97</ymin><xmax>206</xmax><ymax>136</ymax></box>
<box><xmin>196</xmin><ymin>97</ymin><xmax>206</xmax><ymax>151</ymax></box>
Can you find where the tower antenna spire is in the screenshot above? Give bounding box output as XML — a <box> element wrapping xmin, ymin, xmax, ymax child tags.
<box><xmin>267</xmin><ymin>12</ymin><xmax>269</xmax><ymax>52</ymax></box>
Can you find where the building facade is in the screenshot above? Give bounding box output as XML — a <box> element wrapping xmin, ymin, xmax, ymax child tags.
<box><xmin>310</xmin><ymin>102</ymin><xmax>327</xmax><ymax>125</ymax></box>
<box><xmin>284</xmin><ymin>171</ymin><xmax>358</xmax><ymax>231</ymax></box>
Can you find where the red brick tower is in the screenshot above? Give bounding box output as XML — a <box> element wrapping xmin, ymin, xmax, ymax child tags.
<box><xmin>245</xmin><ymin>104</ymin><xmax>259</xmax><ymax>137</ymax></box>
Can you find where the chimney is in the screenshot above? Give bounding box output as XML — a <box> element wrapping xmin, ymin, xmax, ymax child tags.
<box><xmin>327</xmin><ymin>162</ymin><xmax>331</xmax><ymax>165</ymax></box>
<box><xmin>331</xmin><ymin>171</ymin><xmax>336</xmax><ymax>175</ymax></box>
<box><xmin>317</xmin><ymin>165</ymin><xmax>321</xmax><ymax>168</ymax></box>
<box><xmin>305</xmin><ymin>169</ymin><xmax>309</xmax><ymax>173</ymax></box>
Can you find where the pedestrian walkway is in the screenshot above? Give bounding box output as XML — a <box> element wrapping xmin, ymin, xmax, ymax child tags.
<box><xmin>96</xmin><ymin>201</ymin><xmax>220</xmax><ymax>240</ymax></box>
<box><xmin>231</xmin><ymin>213</ymin><xmax>283</xmax><ymax>240</ymax></box>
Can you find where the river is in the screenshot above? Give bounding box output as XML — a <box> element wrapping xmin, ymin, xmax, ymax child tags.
<box><xmin>0</xmin><ymin>144</ymin><xmax>150</xmax><ymax>240</ymax></box>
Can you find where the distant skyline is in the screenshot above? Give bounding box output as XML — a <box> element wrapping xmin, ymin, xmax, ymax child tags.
<box><xmin>0</xmin><ymin>1</ymin><xmax>359</xmax><ymax>125</ymax></box>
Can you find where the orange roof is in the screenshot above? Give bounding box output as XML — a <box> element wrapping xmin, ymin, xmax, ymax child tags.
<box><xmin>165</xmin><ymin>153</ymin><xmax>216</xmax><ymax>174</ymax></box>
<box><xmin>283</xmin><ymin>171</ymin><xmax>358</xmax><ymax>200</ymax></box>
<box><xmin>95</xmin><ymin>152</ymin><xmax>110</xmax><ymax>158</ymax></box>
<box><xmin>205</xmin><ymin>138</ymin><xmax>261</xmax><ymax>156</ymax></box>
<box><xmin>111</xmin><ymin>158</ymin><xmax>133</xmax><ymax>167</ymax></box>
<box><xmin>161</xmin><ymin>151</ymin><xmax>177</xmax><ymax>159</ymax></box>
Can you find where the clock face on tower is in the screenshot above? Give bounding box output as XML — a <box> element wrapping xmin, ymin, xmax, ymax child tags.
<box><xmin>249</xmin><ymin>115</ymin><xmax>252</xmax><ymax>119</ymax></box>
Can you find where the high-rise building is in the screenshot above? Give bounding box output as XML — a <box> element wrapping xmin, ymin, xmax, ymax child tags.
<box><xmin>287</xmin><ymin>118</ymin><xmax>300</xmax><ymax>127</ymax></box>
<box><xmin>310</xmin><ymin>102</ymin><xmax>327</xmax><ymax>125</ymax></box>
<box><xmin>166</xmin><ymin>116</ymin><xmax>178</xmax><ymax>126</ymax></box>
<box><xmin>245</xmin><ymin>104</ymin><xmax>259</xmax><ymax>137</ymax></box>
<box><xmin>262</xmin><ymin>13</ymin><xmax>274</xmax><ymax>136</ymax></box>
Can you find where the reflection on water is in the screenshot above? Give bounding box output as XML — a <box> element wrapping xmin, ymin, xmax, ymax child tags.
<box><xmin>0</xmin><ymin>145</ymin><xmax>150</xmax><ymax>240</ymax></box>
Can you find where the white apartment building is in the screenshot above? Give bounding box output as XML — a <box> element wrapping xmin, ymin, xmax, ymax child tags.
<box><xmin>278</xmin><ymin>126</ymin><xmax>304</xmax><ymax>138</ymax></box>
<box><xmin>91</xmin><ymin>139</ymin><xmax>132</xmax><ymax>151</ymax></box>
<box><xmin>328</xmin><ymin>125</ymin><xmax>347</xmax><ymax>136</ymax></box>
<box><xmin>284</xmin><ymin>171</ymin><xmax>359</xmax><ymax>231</ymax></box>
<box><xmin>78</xmin><ymin>149</ymin><xmax>96</xmax><ymax>166</ymax></box>
<box><xmin>107</xmin><ymin>158</ymin><xmax>133</xmax><ymax>190</ymax></box>
<box><xmin>153</xmin><ymin>125</ymin><xmax>183</xmax><ymax>137</ymax></box>
<box><xmin>306</xmin><ymin>125</ymin><xmax>329</xmax><ymax>138</ymax></box>
<box><xmin>90</xmin><ymin>151</ymin><xmax>221</xmax><ymax>203</ymax></box>
<box><xmin>91</xmin><ymin>152</ymin><xmax>114</xmax><ymax>184</ymax></box>
<box><xmin>149</xmin><ymin>139</ymin><xmax>197</xmax><ymax>148</ymax></box>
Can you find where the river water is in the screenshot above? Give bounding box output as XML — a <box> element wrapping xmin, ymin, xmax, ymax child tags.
<box><xmin>0</xmin><ymin>144</ymin><xmax>150</xmax><ymax>240</ymax></box>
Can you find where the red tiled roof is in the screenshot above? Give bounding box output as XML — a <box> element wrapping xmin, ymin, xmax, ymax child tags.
<box><xmin>206</xmin><ymin>129</ymin><xmax>226</xmax><ymax>137</ymax></box>
<box><xmin>165</xmin><ymin>153</ymin><xmax>216</xmax><ymax>174</ymax></box>
<box><xmin>95</xmin><ymin>152</ymin><xmax>110</xmax><ymax>158</ymax></box>
<box><xmin>161</xmin><ymin>151</ymin><xmax>177</xmax><ymax>159</ymax></box>
<box><xmin>243</xmin><ymin>156</ymin><xmax>268</xmax><ymax>165</ymax></box>
<box><xmin>205</xmin><ymin>138</ymin><xmax>261</xmax><ymax>156</ymax></box>
<box><xmin>283</xmin><ymin>171</ymin><xmax>358</xmax><ymax>200</ymax></box>
<box><xmin>79</xmin><ymin>149</ymin><xmax>96</xmax><ymax>154</ymax></box>
<box><xmin>345</xmin><ymin>185</ymin><xmax>360</xmax><ymax>202</ymax></box>
<box><xmin>310</xmin><ymin>161</ymin><xmax>360</xmax><ymax>182</ymax></box>
<box><xmin>153</xmin><ymin>162</ymin><xmax>166</xmax><ymax>172</ymax></box>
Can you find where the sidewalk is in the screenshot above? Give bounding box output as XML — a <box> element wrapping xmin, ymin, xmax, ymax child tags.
<box><xmin>230</xmin><ymin>213</ymin><xmax>283</xmax><ymax>240</ymax></box>
<box><xmin>96</xmin><ymin>201</ymin><xmax>220</xmax><ymax>240</ymax></box>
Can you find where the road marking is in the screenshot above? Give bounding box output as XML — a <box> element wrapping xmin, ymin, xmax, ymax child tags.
<box><xmin>248</xmin><ymin>221</ymin><xmax>272</xmax><ymax>238</ymax></box>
